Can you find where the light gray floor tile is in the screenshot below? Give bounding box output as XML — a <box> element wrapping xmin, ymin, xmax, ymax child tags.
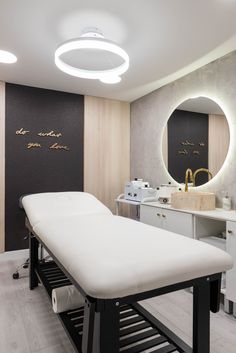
<box><xmin>1</xmin><ymin>250</ymin><xmax>236</xmax><ymax>353</ymax></box>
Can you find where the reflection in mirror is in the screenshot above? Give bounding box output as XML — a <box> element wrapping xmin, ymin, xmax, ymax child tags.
<box><xmin>162</xmin><ymin>97</ymin><xmax>230</xmax><ymax>186</ymax></box>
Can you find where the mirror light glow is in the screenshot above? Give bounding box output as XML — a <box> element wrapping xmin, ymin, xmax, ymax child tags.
<box><xmin>162</xmin><ymin>95</ymin><xmax>230</xmax><ymax>187</ymax></box>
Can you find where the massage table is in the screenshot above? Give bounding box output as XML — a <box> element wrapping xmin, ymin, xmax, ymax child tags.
<box><xmin>22</xmin><ymin>191</ymin><xmax>233</xmax><ymax>353</ymax></box>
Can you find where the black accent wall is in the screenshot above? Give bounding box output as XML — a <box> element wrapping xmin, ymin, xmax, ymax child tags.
<box><xmin>168</xmin><ymin>109</ymin><xmax>208</xmax><ymax>185</ymax></box>
<box><xmin>5</xmin><ymin>84</ymin><xmax>84</xmax><ymax>251</ymax></box>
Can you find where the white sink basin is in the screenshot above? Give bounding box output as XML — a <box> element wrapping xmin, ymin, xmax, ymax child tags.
<box><xmin>171</xmin><ymin>191</ymin><xmax>215</xmax><ymax>211</ymax></box>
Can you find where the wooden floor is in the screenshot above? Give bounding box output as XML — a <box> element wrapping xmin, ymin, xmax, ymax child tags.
<box><xmin>0</xmin><ymin>250</ymin><xmax>236</xmax><ymax>353</ymax></box>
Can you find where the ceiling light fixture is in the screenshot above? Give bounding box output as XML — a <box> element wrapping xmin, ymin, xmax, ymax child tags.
<box><xmin>0</xmin><ymin>50</ymin><xmax>17</xmax><ymax>64</ymax></box>
<box><xmin>55</xmin><ymin>28</ymin><xmax>129</xmax><ymax>84</ymax></box>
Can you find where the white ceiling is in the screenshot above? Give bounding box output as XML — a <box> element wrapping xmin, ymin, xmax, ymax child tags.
<box><xmin>1</xmin><ymin>0</ymin><xmax>236</xmax><ymax>102</ymax></box>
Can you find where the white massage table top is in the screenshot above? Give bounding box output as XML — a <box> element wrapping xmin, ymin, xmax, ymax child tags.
<box><xmin>22</xmin><ymin>192</ymin><xmax>112</xmax><ymax>228</ymax></box>
<box><xmin>31</xmin><ymin>215</ymin><xmax>232</xmax><ymax>299</ymax></box>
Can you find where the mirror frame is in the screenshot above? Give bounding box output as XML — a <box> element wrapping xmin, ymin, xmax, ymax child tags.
<box><xmin>161</xmin><ymin>95</ymin><xmax>231</xmax><ymax>187</ymax></box>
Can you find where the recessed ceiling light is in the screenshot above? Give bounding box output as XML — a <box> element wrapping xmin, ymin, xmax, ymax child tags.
<box><xmin>0</xmin><ymin>50</ymin><xmax>17</xmax><ymax>64</ymax></box>
<box><xmin>55</xmin><ymin>28</ymin><xmax>129</xmax><ymax>84</ymax></box>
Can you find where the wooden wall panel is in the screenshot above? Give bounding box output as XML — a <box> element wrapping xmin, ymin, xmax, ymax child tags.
<box><xmin>84</xmin><ymin>96</ymin><xmax>130</xmax><ymax>213</ymax></box>
<box><xmin>0</xmin><ymin>82</ymin><xmax>5</xmax><ymax>253</ymax></box>
<box><xmin>209</xmin><ymin>114</ymin><xmax>230</xmax><ymax>177</ymax></box>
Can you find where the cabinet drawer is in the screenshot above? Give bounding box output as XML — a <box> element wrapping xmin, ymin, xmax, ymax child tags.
<box><xmin>162</xmin><ymin>209</ymin><xmax>193</xmax><ymax>238</ymax></box>
<box><xmin>140</xmin><ymin>205</ymin><xmax>163</xmax><ymax>228</ymax></box>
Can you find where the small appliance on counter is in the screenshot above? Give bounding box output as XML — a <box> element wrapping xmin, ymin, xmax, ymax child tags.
<box><xmin>124</xmin><ymin>178</ymin><xmax>158</xmax><ymax>202</ymax></box>
<box><xmin>156</xmin><ymin>182</ymin><xmax>180</xmax><ymax>204</ymax></box>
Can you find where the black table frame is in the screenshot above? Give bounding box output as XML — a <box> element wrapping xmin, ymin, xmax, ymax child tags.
<box><xmin>27</xmin><ymin>218</ymin><xmax>222</xmax><ymax>353</ymax></box>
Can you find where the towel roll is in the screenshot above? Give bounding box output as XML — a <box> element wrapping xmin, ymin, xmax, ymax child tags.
<box><xmin>52</xmin><ymin>285</ymin><xmax>84</xmax><ymax>313</ymax></box>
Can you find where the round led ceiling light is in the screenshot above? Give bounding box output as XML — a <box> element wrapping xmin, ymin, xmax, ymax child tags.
<box><xmin>55</xmin><ymin>28</ymin><xmax>129</xmax><ymax>84</ymax></box>
<box><xmin>0</xmin><ymin>50</ymin><xmax>17</xmax><ymax>64</ymax></box>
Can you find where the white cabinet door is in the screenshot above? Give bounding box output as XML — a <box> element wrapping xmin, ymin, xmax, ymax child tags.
<box><xmin>226</xmin><ymin>221</ymin><xmax>236</xmax><ymax>302</ymax></box>
<box><xmin>140</xmin><ymin>205</ymin><xmax>194</xmax><ymax>237</ymax></box>
<box><xmin>162</xmin><ymin>209</ymin><xmax>194</xmax><ymax>238</ymax></box>
<box><xmin>140</xmin><ymin>205</ymin><xmax>163</xmax><ymax>228</ymax></box>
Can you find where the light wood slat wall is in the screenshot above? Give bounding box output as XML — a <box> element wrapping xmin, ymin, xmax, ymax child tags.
<box><xmin>208</xmin><ymin>114</ymin><xmax>230</xmax><ymax>177</ymax></box>
<box><xmin>0</xmin><ymin>82</ymin><xmax>5</xmax><ymax>253</ymax></box>
<box><xmin>84</xmin><ymin>96</ymin><xmax>130</xmax><ymax>213</ymax></box>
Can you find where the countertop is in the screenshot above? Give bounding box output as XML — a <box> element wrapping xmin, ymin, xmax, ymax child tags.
<box><xmin>141</xmin><ymin>201</ymin><xmax>236</xmax><ymax>222</ymax></box>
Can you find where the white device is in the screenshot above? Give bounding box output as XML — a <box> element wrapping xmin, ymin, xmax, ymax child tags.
<box><xmin>156</xmin><ymin>183</ymin><xmax>179</xmax><ymax>204</ymax></box>
<box><xmin>125</xmin><ymin>179</ymin><xmax>158</xmax><ymax>202</ymax></box>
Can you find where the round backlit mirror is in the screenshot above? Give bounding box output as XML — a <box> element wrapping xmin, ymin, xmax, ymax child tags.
<box><xmin>162</xmin><ymin>97</ymin><xmax>230</xmax><ymax>186</ymax></box>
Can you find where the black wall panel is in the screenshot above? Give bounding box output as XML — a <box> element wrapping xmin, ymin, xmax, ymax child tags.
<box><xmin>5</xmin><ymin>83</ymin><xmax>84</xmax><ymax>251</ymax></box>
<box><xmin>168</xmin><ymin>109</ymin><xmax>208</xmax><ymax>185</ymax></box>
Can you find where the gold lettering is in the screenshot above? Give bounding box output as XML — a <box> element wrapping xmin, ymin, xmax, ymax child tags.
<box><xmin>27</xmin><ymin>142</ymin><xmax>42</xmax><ymax>149</ymax></box>
<box><xmin>50</xmin><ymin>143</ymin><xmax>69</xmax><ymax>151</ymax></box>
<box><xmin>178</xmin><ymin>149</ymin><xmax>188</xmax><ymax>155</ymax></box>
<box><xmin>16</xmin><ymin>128</ymin><xmax>30</xmax><ymax>135</ymax></box>
<box><xmin>38</xmin><ymin>130</ymin><xmax>62</xmax><ymax>138</ymax></box>
<box><xmin>180</xmin><ymin>140</ymin><xmax>194</xmax><ymax>146</ymax></box>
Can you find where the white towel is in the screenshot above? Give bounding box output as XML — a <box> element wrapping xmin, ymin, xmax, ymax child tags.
<box><xmin>52</xmin><ymin>285</ymin><xmax>84</xmax><ymax>313</ymax></box>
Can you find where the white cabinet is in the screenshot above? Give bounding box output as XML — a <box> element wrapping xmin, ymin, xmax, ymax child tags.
<box><xmin>226</xmin><ymin>221</ymin><xmax>236</xmax><ymax>303</ymax></box>
<box><xmin>140</xmin><ymin>203</ymin><xmax>236</xmax><ymax>308</ymax></box>
<box><xmin>140</xmin><ymin>204</ymin><xmax>194</xmax><ymax>238</ymax></box>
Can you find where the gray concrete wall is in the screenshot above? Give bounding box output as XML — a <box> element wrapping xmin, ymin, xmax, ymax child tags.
<box><xmin>131</xmin><ymin>51</ymin><xmax>236</xmax><ymax>208</ymax></box>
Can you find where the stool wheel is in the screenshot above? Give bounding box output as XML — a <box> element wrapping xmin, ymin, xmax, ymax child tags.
<box><xmin>13</xmin><ymin>272</ymin><xmax>19</xmax><ymax>280</ymax></box>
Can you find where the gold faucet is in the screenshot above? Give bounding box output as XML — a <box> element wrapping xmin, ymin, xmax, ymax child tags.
<box><xmin>185</xmin><ymin>168</ymin><xmax>193</xmax><ymax>192</ymax></box>
<box><xmin>193</xmin><ymin>168</ymin><xmax>213</xmax><ymax>186</ymax></box>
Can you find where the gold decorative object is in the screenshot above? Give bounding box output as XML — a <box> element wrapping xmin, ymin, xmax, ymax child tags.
<box><xmin>178</xmin><ymin>149</ymin><xmax>188</xmax><ymax>155</ymax></box>
<box><xmin>27</xmin><ymin>142</ymin><xmax>41</xmax><ymax>149</ymax></box>
<box><xmin>193</xmin><ymin>168</ymin><xmax>212</xmax><ymax>186</ymax></box>
<box><xmin>185</xmin><ymin>168</ymin><xmax>193</xmax><ymax>192</ymax></box>
<box><xmin>16</xmin><ymin>128</ymin><xmax>30</xmax><ymax>135</ymax></box>
<box><xmin>16</xmin><ymin>128</ymin><xmax>69</xmax><ymax>151</ymax></box>
<box><xmin>50</xmin><ymin>143</ymin><xmax>69</xmax><ymax>151</ymax></box>
<box><xmin>180</xmin><ymin>140</ymin><xmax>194</xmax><ymax>146</ymax></box>
<box><xmin>38</xmin><ymin>130</ymin><xmax>62</xmax><ymax>138</ymax></box>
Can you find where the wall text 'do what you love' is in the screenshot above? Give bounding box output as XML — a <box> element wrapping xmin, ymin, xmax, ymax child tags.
<box><xmin>15</xmin><ymin>128</ymin><xmax>70</xmax><ymax>151</ymax></box>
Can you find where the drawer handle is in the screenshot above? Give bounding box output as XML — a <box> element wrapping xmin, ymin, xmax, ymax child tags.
<box><xmin>228</xmin><ymin>230</ymin><xmax>233</xmax><ymax>234</ymax></box>
<box><xmin>156</xmin><ymin>213</ymin><xmax>161</xmax><ymax>217</ymax></box>
<box><xmin>162</xmin><ymin>214</ymin><xmax>166</xmax><ymax>218</ymax></box>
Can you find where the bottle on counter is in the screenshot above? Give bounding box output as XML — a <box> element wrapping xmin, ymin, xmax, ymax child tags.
<box><xmin>222</xmin><ymin>192</ymin><xmax>232</xmax><ymax>211</ymax></box>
